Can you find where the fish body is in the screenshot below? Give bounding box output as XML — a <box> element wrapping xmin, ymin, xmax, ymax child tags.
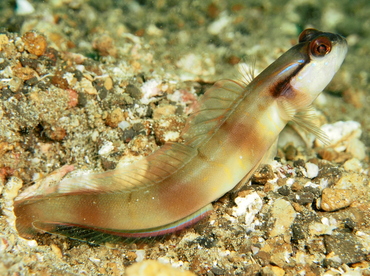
<box><xmin>14</xmin><ymin>29</ymin><xmax>348</xmax><ymax>242</ymax></box>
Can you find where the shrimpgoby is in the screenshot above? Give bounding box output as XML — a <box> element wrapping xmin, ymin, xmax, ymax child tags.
<box><xmin>14</xmin><ymin>29</ymin><xmax>348</xmax><ymax>243</ymax></box>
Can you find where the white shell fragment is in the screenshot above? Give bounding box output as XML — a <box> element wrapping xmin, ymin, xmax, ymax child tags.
<box><xmin>232</xmin><ymin>192</ymin><xmax>263</xmax><ymax>230</ymax></box>
<box><xmin>16</xmin><ymin>0</ymin><xmax>35</xmax><ymax>15</ymax></box>
<box><xmin>316</xmin><ymin>120</ymin><xmax>366</xmax><ymax>160</ymax></box>
<box><xmin>98</xmin><ymin>141</ymin><xmax>114</xmax><ymax>156</ymax></box>
<box><xmin>305</xmin><ymin>162</ymin><xmax>319</xmax><ymax>178</ymax></box>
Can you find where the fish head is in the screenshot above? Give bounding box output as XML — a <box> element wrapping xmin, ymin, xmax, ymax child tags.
<box><xmin>288</xmin><ymin>28</ymin><xmax>348</xmax><ymax>108</ymax></box>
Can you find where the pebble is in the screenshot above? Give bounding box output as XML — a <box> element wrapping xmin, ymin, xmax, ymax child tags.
<box><xmin>50</xmin><ymin>243</ymin><xmax>63</xmax><ymax>259</ymax></box>
<box><xmin>92</xmin><ymin>34</ymin><xmax>117</xmax><ymax>57</ymax></box>
<box><xmin>13</xmin><ymin>67</ymin><xmax>38</xmax><ymax>81</ymax></box>
<box><xmin>22</xmin><ymin>31</ymin><xmax>47</xmax><ymax>56</ymax></box>
<box><xmin>335</xmin><ymin>173</ymin><xmax>366</xmax><ymax>190</ymax></box>
<box><xmin>324</xmin><ymin>233</ymin><xmax>366</xmax><ymax>264</ymax></box>
<box><xmin>261</xmin><ymin>265</ymin><xmax>285</xmax><ymax>276</ymax></box>
<box><xmin>80</xmin><ymin>78</ymin><xmax>98</xmax><ymax>95</ymax></box>
<box><xmin>320</xmin><ymin>188</ymin><xmax>354</xmax><ymax>211</ymax></box>
<box><xmin>104</xmin><ymin>77</ymin><xmax>113</xmax><ymax>90</ymax></box>
<box><xmin>152</xmin><ymin>104</ymin><xmax>177</xmax><ymax>119</ymax></box>
<box><xmin>251</xmin><ymin>164</ymin><xmax>275</xmax><ymax>184</ymax></box>
<box><xmin>0</xmin><ymin>34</ymin><xmax>9</xmax><ymax>51</ymax></box>
<box><xmin>125</xmin><ymin>260</ymin><xmax>196</xmax><ymax>276</ymax></box>
<box><xmin>346</xmin><ymin>138</ymin><xmax>366</xmax><ymax>160</ymax></box>
<box><xmin>105</xmin><ymin>108</ymin><xmax>124</xmax><ymax>128</ymax></box>
<box><xmin>46</xmin><ymin>126</ymin><xmax>67</xmax><ymax>141</ymax></box>
<box><xmin>152</xmin><ymin>116</ymin><xmax>185</xmax><ymax>144</ymax></box>
<box><xmin>66</xmin><ymin>89</ymin><xmax>78</xmax><ymax>108</ymax></box>
<box><xmin>269</xmin><ymin>198</ymin><xmax>296</xmax><ymax>237</ymax></box>
<box><xmin>343</xmin><ymin>158</ymin><xmax>363</xmax><ymax>172</ymax></box>
<box><xmin>125</xmin><ymin>84</ymin><xmax>142</xmax><ymax>100</ymax></box>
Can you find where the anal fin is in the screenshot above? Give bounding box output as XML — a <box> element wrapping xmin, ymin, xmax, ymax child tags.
<box><xmin>32</xmin><ymin>204</ymin><xmax>213</xmax><ymax>244</ymax></box>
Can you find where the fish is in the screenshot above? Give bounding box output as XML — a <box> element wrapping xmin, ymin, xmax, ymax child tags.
<box><xmin>14</xmin><ymin>29</ymin><xmax>348</xmax><ymax>243</ymax></box>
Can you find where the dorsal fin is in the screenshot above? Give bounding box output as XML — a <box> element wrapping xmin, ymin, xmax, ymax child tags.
<box><xmin>53</xmin><ymin>142</ymin><xmax>198</xmax><ymax>195</ymax></box>
<box><xmin>181</xmin><ymin>79</ymin><xmax>247</xmax><ymax>147</ymax></box>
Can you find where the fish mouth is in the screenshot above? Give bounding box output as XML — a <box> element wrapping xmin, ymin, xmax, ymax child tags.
<box><xmin>329</xmin><ymin>32</ymin><xmax>348</xmax><ymax>57</ymax></box>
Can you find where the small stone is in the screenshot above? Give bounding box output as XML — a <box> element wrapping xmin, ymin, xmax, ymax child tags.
<box><xmin>317</xmin><ymin>148</ymin><xmax>338</xmax><ymax>162</ymax></box>
<box><xmin>335</xmin><ymin>173</ymin><xmax>366</xmax><ymax>190</ymax></box>
<box><xmin>343</xmin><ymin>158</ymin><xmax>362</xmax><ymax>172</ymax></box>
<box><xmin>291</xmin><ymin>223</ymin><xmax>306</xmax><ymax>240</ymax></box>
<box><xmin>0</xmin><ymin>34</ymin><xmax>9</xmax><ymax>51</ymax></box>
<box><xmin>125</xmin><ymin>251</ymin><xmax>137</xmax><ymax>261</ymax></box>
<box><xmin>77</xmin><ymin>92</ymin><xmax>87</xmax><ymax>107</ymax></box>
<box><xmin>25</xmin><ymin>76</ymin><xmax>39</xmax><ymax>86</ymax></box>
<box><xmin>291</xmin><ymin>181</ymin><xmax>303</xmax><ymax>192</ymax></box>
<box><xmin>152</xmin><ymin>115</ymin><xmax>185</xmax><ymax>144</ymax></box>
<box><xmin>346</xmin><ymin>138</ymin><xmax>366</xmax><ymax>160</ymax></box>
<box><xmin>324</xmin><ymin>233</ymin><xmax>365</xmax><ymax>264</ymax></box>
<box><xmin>50</xmin><ymin>243</ymin><xmax>63</xmax><ymax>259</ymax></box>
<box><xmin>285</xmin><ymin>144</ymin><xmax>297</xmax><ymax>161</ymax></box>
<box><xmin>269</xmin><ymin>241</ymin><xmax>293</xmax><ymax>268</ymax></box>
<box><xmin>276</xmin><ymin>178</ymin><xmax>286</xmax><ymax>187</ymax></box>
<box><xmin>52</xmin><ymin>72</ymin><xmax>69</xmax><ymax>89</ymax></box>
<box><xmin>252</xmin><ymin>165</ymin><xmax>275</xmax><ymax>184</ymax></box>
<box><xmin>261</xmin><ymin>265</ymin><xmax>285</xmax><ymax>276</ymax></box>
<box><xmin>125</xmin><ymin>260</ymin><xmax>196</xmax><ymax>276</ymax></box>
<box><xmin>293</xmin><ymin>158</ymin><xmax>305</xmax><ymax>167</ymax></box>
<box><xmin>43</xmin><ymin>47</ymin><xmax>58</xmax><ymax>66</ymax></box>
<box><xmin>67</xmin><ymin>89</ymin><xmax>78</xmax><ymax>108</ymax></box>
<box><xmin>255</xmin><ymin>251</ymin><xmax>271</xmax><ymax>266</ymax></box>
<box><xmin>153</xmin><ymin>104</ymin><xmax>177</xmax><ymax>119</ymax></box>
<box><xmin>92</xmin><ymin>34</ymin><xmax>117</xmax><ymax>57</ymax></box>
<box><xmin>13</xmin><ymin>67</ymin><xmax>38</xmax><ymax>81</ymax></box>
<box><xmin>269</xmin><ymin>198</ymin><xmax>296</xmax><ymax>237</ymax></box>
<box><xmin>264</xmin><ymin>182</ymin><xmax>274</xmax><ymax>193</ymax></box>
<box><xmin>22</xmin><ymin>31</ymin><xmax>47</xmax><ymax>56</ymax></box>
<box><xmin>320</xmin><ymin>188</ymin><xmax>354</xmax><ymax>211</ymax></box>
<box><xmin>80</xmin><ymin>78</ymin><xmax>97</xmax><ymax>95</ymax></box>
<box><xmin>104</xmin><ymin>77</ymin><xmax>113</xmax><ymax>90</ymax></box>
<box><xmin>105</xmin><ymin>108</ymin><xmax>123</xmax><ymax>128</ymax></box>
<box><xmin>294</xmin><ymin>191</ymin><xmax>315</xmax><ymax>205</ymax></box>
<box><xmin>46</xmin><ymin>126</ymin><xmax>67</xmax><ymax>141</ymax></box>
<box><xmin>277</xmin><ymin>185</ymin><xmax>290</xmax><ymax>196</ymax></box>
<box><xmin>210</xmin><ymin>267</ymin><xmax>225</xmax><ymax>275</ymax></box>
<box><xmin>126</xmin><ymin>84</ymin><xmax>142</xmax><ymax>100</ymax></box>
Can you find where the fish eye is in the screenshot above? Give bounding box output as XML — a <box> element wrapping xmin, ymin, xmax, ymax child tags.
<box><xmin>310</xmin><ymin>37</ymin><xmax>332</xmax><ymax>57</ymax></box>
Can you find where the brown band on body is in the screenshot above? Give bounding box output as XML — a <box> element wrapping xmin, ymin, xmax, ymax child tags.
<box><xmin>269</xmin><ymin>60</ymin><xmax>307</xmax><ymax>99</ymax></box>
